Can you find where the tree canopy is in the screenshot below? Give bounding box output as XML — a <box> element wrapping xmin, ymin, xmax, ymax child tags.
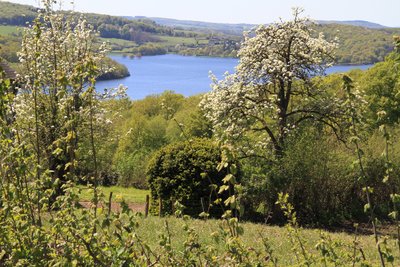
<box><xmin>201</xmin><ymin>8</ymin><xmax>339</xmax><ymax>157</ymax></box>
<box><xmin>15</xmin><ymin>0</ymin><xmax>117</xmax><ymax>194</ymax></box>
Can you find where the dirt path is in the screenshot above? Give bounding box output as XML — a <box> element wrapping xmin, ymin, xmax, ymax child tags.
<box><xmin>79</xmin><ymin>201</ymin><xmax>146</xmax><ymax>213</ymax></box>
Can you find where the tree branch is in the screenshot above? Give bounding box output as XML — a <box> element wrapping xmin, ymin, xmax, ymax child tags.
<box><xmin>248</xmin><ymin>114</ymin><xmax>280</xmax><ymax>152</ymax></box>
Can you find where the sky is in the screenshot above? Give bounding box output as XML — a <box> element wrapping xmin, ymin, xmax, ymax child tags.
<box><xmin>3</xmin><ymin>0</ymin><xmax>400</xmax><ymax>27</ymax></box>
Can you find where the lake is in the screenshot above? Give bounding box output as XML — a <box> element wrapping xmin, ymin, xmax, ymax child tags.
<box><xmin>96</xmin><ymin>54</ymin><xmax>372</xmax><ymax>99</ymax></box>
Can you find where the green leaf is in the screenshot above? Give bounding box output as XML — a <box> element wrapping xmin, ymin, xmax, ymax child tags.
<box><xmin>52</xmin><ymin>147</ymin><xmax>63</xmax><ymax>156</ymax></box>
<box><xmin>364</xmin><ymin>203</ymin><xmax>370</xmax><ymax>213</ymax></box>
<box><xmin>390</xmin><ymin>193</ymin><xmax>400</xmax><ymax>203</ymax></box>
<box><xmin>222</xmin><ymin>174</ymin><xmax>235</xmax><ymax>184</ymax></box>
<box><xmin>199</xmin><ymin>212</ymin><xmax>209</xmax><ymax>219</ymax></box>
<box><xmin>218</xmin><ymin>185</ymin><xmax>229</xmax><ymax>194</ymax></box>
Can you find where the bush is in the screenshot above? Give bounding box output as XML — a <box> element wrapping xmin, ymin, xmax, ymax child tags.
<box><xmin>97</xmin><ymin>57</ymin><xmax>130</xmax><ymax>81</ymax></box>
<box><xmin>147</xmin><ymin>138</ymin><xmax>228</xmax><ymax>217</ymax></box>
<box><xmin>241</xmin><ymin>127</ymin><xmax>357</xmax><ymax>225</ymax></box>
<box><xmin>241</xmin><ymin>125</ymin><xmax>400</xmax><ymax>225</ymax></box>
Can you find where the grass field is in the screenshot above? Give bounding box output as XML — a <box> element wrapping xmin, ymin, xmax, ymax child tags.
<box><xmin>78</xmin><ymin>185</ymin><xmax>149</xmax><ymax>203</ymax></box>
<box><xmin>99</xmin><ymin>37</ymin><xmax>137</xmax><ymax>47</ymax></box>
<box><xmin>155</xmin><ymin>35</ymin><xmax>208</xmax><ymax>46</ymax></box>
<box><xmin>76</xmin><ymin>185</ymin><xmax>391</xmax><ymax>265</ymax></box>
<box><xmin>0</xmin><ymin>25</ymin><xmax>20</xmax><ymax>35</ymax></box>
<box><xmin>133</xmin><ymin>216</ymin><xmax>385</xmax><ymax>265</ymax></box>
<box><xmin>99</xmin><ymin>35</ymin><xmax>209</xmax><ymax>54</ymax></box>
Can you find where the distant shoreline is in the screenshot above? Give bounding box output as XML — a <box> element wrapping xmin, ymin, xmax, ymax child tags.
<box><xmin>109</xmin><ymin>52</ymin><xmax>378</xmax><ymax>67</ymax></box>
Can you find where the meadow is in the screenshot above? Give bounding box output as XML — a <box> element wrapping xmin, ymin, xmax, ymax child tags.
<box><xmin>79</xmin><ymin>185</ymin><xmax>149</xmax><ymax>204</ymax></box>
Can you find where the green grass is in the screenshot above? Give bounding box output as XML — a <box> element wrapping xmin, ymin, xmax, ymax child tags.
<box><xmin>98</xmin><ymin>37</ymin><xmax>138</xmax><ymax>53</ymax></box>
<box><xmin>100</xmin><ymin>35</ymin><xmax>209</xmax><ymax>53</ymax></box>
<box><xmin>64</xmin><ymin>184</ymin><xmax>393</xmax><ymax>264</ymax></box>
<box><xmin>0</xmin><ymin>25</ymin><xmax>20</xmax><ymax>35</ymax></box>
<box><xmin>155</xmin><ymin>35</ymin><xmax>205</xmax><ymax>46</ymax></box>
<box><xmin>79</xmin><ymin>186</ymin><xmax>149</xmax><ymax>204</ymax></box>
<box><xmin>99</xmin><ymin>37</ymin><xmax>137</xmax><ymax>47</ymax></box>
<box><xmin>133</xmin><ymin>216</ymin><xmax>385</xmax><ymax>265</ymax></box>
<box><xmin>40</xmin><ymin>205</ymin><xmax>388</xmax><ymax>265</ymax></box>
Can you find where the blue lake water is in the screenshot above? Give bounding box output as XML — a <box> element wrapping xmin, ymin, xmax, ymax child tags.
<box><xmin>96</xmin><ymin>54</ymin><xmax>372</xmax><ymax>100</ymax></box>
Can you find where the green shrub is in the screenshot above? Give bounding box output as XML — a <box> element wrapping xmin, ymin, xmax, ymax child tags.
<box><xmin>241</xmin><ymin>125</ymin><xmax>400</xmax><ymax>225</ymax></box>
<box><xmin>147</xmin><ymin>138</ymin><xmax>229</xmax><ymax>217</ymax></box>
<box><xmin>241</xmin><ymin>127</ymin><xmax>356</xmax><ymax>225</ymax></box>
<box><xmin>97</xmin><ymin>56</ymin><xmax>130</xmax><ymax>81</ymax></box>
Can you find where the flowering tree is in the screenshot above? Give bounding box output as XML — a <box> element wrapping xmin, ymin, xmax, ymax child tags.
<box><xmin>201</xmin><ymin>8</ymin><xmax>339</xmax><ymax>158</ymax></box>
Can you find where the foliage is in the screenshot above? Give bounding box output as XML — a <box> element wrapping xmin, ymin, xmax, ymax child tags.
<box><xmin>0</xmin><ymin>34</ymin><xmax>21</xmax><ymax>63</ymax></box>
<box><xmin>1</xmin><ymin>1</ymin><xmax>400</xmax><ymax>64</ymax></box>
<box><xmin>179</xmin><ymin>43</ymin><xmax>239</xmax><ymax>58</ymax></box>
<box><xmin>318</xmin><ymin>23</ymin><xmax>397</xmax><ymax>64</ymax></box>
<box><xmin>202</xmin><ymin>8</ymin><xmax>338</xmax><ymax>159</ymax></box>
<box><xmin>109</xmin><ymin>92</ymin><xmax>212</xmax><ymax>187</ymax></box>
<box><xmin>113</xmin><ymin>113</ymin><xmax>168</xmax><ymax>187</ymax></box>
<box><xmin>395</xmin><ymin>36</ymin><xmax>400</xmax><ymax>51</ymax></box>
<box><xmin>0</xmin><ymin>1</ymin><xmax>37</xmax><ymax>26</ymax></box>
<box><xmin>129</xmin><ymin>43</ymin><xmax>167</xmax><ymax>56</ymax></box>
<box><xmin>97</xmin><ymin>56</ymin><xmax>130</xmax><ymax>80</ymax></box>
<box><xmin>147</xmin><ymin>138</ymin><xmax>229</xmax><ymax>217</ymax></box>
<box><xmin>14</xmin><ymin>0</ymin><xmax>125</xmax><ymax>196</ymax></box>
<box><xmin>239</xmin><ymin>74</ymin><xmax>400</xmax><ymax>225</ymax></box>
<box><xmin>201</xmin><ymin>9</ymin><xmax>348</xmax><ymax>223</ymax></box>
<box><xmin>1</xmin><ymin>2</ymin><xmax>400</xmax><ymax>265</ymax></box>
<box><xmin>361</xmin><ymin>53</ymin><xmax>400</xmax><ymax>126</ymax></box>
<box><xmin>76</xmin><ymin>97</ymin><xmax>129</xmax><ymax>186</ymax></box>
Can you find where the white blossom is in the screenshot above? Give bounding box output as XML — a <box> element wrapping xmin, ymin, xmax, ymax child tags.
<box><xmin>201</xmin><ymin>8</ymin><xmax>338</xmax><ymax>157</ymax></box>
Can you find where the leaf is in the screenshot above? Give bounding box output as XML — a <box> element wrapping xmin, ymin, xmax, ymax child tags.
<box><xmin>209</xmin><ymin>184</ymin><xmax>218</xmax><ymax>190</ymax></box>
<box><xmin>222</xmin><ymin>210</ymin><xmax>232</xmax><ymax>219</ymax></box>
<box><xmin>218</xmin><ymin>185</ymin><xmax>229</xmax><ymax>194</ymax></box>
<box><xmin>199</xmin><ymin>212</ymin><xmax>209</xmax><ymax>219</ymax></box>
<box><xmin>362</xmin><ymin>187</ymin><xmax>373</xmax><ymax>193</ymax></box>
<box><xmin>234</xmin><ymin>184</ymin><xmax>243</xmax><ymax>194</ymax></box>
<box><xmin>364</xmin><ymin>203</ymin><xmax>370</xmax><ymax>213</ymax></box>
<box><xmin>64</xmin><ymin>162</ymin><xmax>72</xmax><ymax>171</ymax></box>
<box><xmin>222</xmin><ymin>174</ymin><xmax>235</xmax><ymax>184</ymax></box>
<box><xmin>349</xmin><ymin>136</ymin><xmax>360</xmax><ymax>143</ymax></box>
<box><xmin>388</xmin><ymin>211</ymin><xmax>398</xmax><ymax>220</ymax></box>
<box><xmin>224</xmin><ymin>195</ymin><xmax>236</xmax><ymax>207</ymax></box>
<box><xmin>391</xmin><ymin>193</ymin><xmax>400</xmax><ymax>203</ymax></box>
<box><xmin>236</xmin><ymin>225</ymin><xmax>244</xmax><ymax>236</ymax></box>
<box><xmin>117</xmin><ymin>247</ymin><xmax>125</xmax><ymax>256</ymax></box>
<box><xmin>52</xmin><ymin>147</ymin><xmax>63</xmax><ymax>156</ymax></box>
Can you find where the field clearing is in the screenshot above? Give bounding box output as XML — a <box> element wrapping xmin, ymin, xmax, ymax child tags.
<box><xmin>99</xmin><ymin>37</ymin><xmax>137</xmax><ymax>47</ymax></box>
<box><xmin>155</xmin><ymin>34</ymin><xmax>208</xmax><ymax>46</ymax></box>
<box><xmin>74</xmin><ymin>185</ymin><xmax>393</xmax><ymax>265</ymax></box>
<box><xmin>133</xmin><ymin>216</ymin><xmax>387</xmax><ymax>265</ymax></box>
<box><xmin>0</xmin><ymin>25</ymin><xmax>20</xmax><ymax>35</ymax></box>
<box><xmin>78</xmin><ymin>185</ymin><xmax>149</xmax><ymax>204</ymax></box>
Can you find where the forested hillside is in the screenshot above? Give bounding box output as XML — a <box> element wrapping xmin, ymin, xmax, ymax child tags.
<box><xmin>316</xmin><ymin>23</ymin><xmax>397</xmax><ymax>64</ymax></box>
<box><xmin>1</xmin><ymin>1</ymin><xmax>399</xmax><ymax>64</ymax></box>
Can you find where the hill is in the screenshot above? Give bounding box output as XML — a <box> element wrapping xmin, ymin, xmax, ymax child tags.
<box><xmin>318</xmin><ymin>20</ymin><xmax>388</xmax><ymax>29</ymax></box>
<box><xmin>127</xmin><ymin>16</ymin><xmax>400</xmax><ymax>64</ymax></box>
<box><xmin>127</xmin><ymin>16</ymin><xmax>254</xmax><ymax>36</ymax></box>
<box><xmin>0</xmin><ymin>1</ymin><xmax>399</xmax><ymax>65</ymax></box>
<box><xmin>129</xmin><ymin>16</ymin><xmax>391</xmax><ymax>34</ymax></box>
<box><xmin>316</xmin><ymin>23</ymin><xmax>398</xmax><ymax>64</ymax></box>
